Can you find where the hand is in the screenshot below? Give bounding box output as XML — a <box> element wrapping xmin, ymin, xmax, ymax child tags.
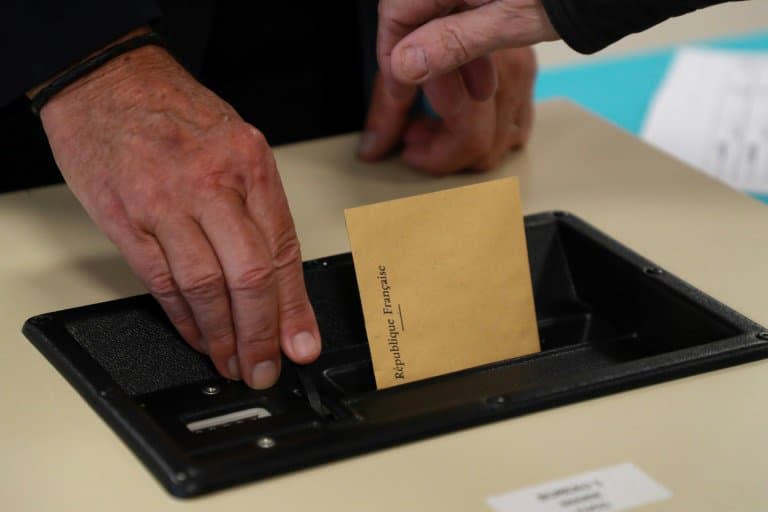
<box><xmin>38</xmin><ymin>44</ymin><xmax>322</xmax><ymax>389</ymax></box>
<box><xmin>358</xmin><ymin>47</ymin><xmax>536</xmax><ymax>174</ymax></box>
<box><xmin>377</xmin><ymin>0</ymin><xmax>556</xmax><ymax>104</ymax></box>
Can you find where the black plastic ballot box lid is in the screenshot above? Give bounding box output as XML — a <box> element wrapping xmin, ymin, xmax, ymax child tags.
<box><xmin>22</xmin><ymin>212</ymin><xmax>768</xmax><ymax>497</ymax></box>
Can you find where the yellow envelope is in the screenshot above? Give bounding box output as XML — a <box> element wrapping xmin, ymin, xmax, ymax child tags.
<box><xmin>344</xmin><ymin>177</ymin><xmax>540</xmax><ymax>389</ymax></box>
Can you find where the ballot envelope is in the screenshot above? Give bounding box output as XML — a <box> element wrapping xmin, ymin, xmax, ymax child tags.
<box><xmin>22</xmin><ymin>212</ymin><xmax>768</xmax><ymax>497</ymax></box>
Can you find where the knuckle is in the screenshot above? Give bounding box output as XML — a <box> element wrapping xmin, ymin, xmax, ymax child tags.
<box><xmin>247</xmin><ymin>160</ymin><xmax>272</xmax><ymax>189</ymax></box>
<box><xmin>195</xmin><ymin>168</ymin><xmax>248</xmax><ymax>200</ymax></box>
<box><xmin>272</xmin><ymin>230</ymin><xmax>302</xmax><ymax>271</ymax></box>
<box><xmin>240</xmin><ymin>324</ymin><xmax>280</xmax><ymax>355</ymax></box>
<box><xmin>231</xmin><ymin>265</ymin><xmax>275</xmax><ymax>294</ymax></box>
<box><xmin>381</xmin><ymin>15</ymin><xmax>408</xmax><ymax>34</ymax></box>
<box><xmin>279</xmin><ymin>293</ymin><xmax>313</xmax><ymax>321</ymax></box>
<box><xmin>243</xmin><ymin>329</ymin><xmax>278</xmax><ymax>348</ymax></box>
<box><xmin>239</xmin><ymin>126</ymin><xmax>276</xmax><ymax>185</ymax></box>
<box><xmin>146</xmin><ymin>271</ymin><xmax>178</xmax><ymax>300</ymax></box>
<box><xmin>169</xmin><ymin>311</ymin><xmax>198</xmax><ymax>333</ymax></box>
<box><xmin>94</xmin><ymin>190</ymin><xmax>129</xmax><ymax>227</ymax></box>
<box><xmin>203</xmin><ymin>326</ymin><xmax>236</xmax><ymax>348</ymax></box>
<box><xmin>440</xmin><ymin>21</ymin><xmax>470</xmax><ymax>64</ymax></box>
<box><xmin>240</xmin><ymin>123</ymin><xmax>269</xmax><ymax>152</ymax></box>
<box><xmin>178</xmin><ymin>271</ymin><xmax>226</xmax><ymax>302</ymax></box>
<box><xmin>379</xmin><ymin>4</ymin><xmax>411</xmax><ymax>33</ymax></box>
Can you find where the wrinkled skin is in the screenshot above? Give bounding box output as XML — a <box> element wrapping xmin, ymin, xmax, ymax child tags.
<box><xmin>40</xmin><ymin>45</ymin><xmax>322</xmax><ymax>389</ymax></box>
<box><xmin>376</xmin><ymin>0</ymin><xmax>557</xmax><ymax>103</ymax></box>
<box><xmin>359</xmin><ymin>46</ymin><xmax>537</xmax><ymax>173</ymax></box>
<box><xmin>38</xmin><ymin>13</ymin><xmax>540</xmax><ymax>388</ymax></box>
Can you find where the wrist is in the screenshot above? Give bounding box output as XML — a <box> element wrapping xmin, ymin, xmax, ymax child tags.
<box><xmin>30</xmin><ymin>27</ymin><xmax>181</xmax><ymax>119</ymax></box>
<box><xmin>27</xmin><ymin>26</ymin><xmax>153</xmax><ymax>98</ymax></box>
<box><xmin>39</xmin><ymin>43</ymin><xmax>184</xmax><ymax>127</ymax></box>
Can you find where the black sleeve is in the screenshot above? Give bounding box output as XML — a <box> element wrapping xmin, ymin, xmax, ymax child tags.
<box><xmin>539</xmin><ymin>0</ymin><xmax>743</xmax><ymax>54</ymax></box>
<box><xmin>1</xmin><ymin>0</ymin><xmax>161</xmax><ymax>106</ymax></box>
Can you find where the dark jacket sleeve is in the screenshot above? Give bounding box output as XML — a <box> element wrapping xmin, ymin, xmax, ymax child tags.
<box><xmin>1</xmin><ymin>0</ymin><xmax>161</xmax><ymax>106</ymax></box>
<box><xmin>540</xmin><ymin>0</ymin><xmax>743</xmax><ymax>54</ymax></box>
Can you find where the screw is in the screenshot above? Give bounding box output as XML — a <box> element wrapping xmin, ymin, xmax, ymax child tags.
<box><xmin>487</xmin><ymin>396</ymin><xmax>507</xmax><ymax>407</ymax></box>
<box><xmin>202</xmin><ymin>384</ymin><xmax>220</xmax><ymax>396</ymax></box>
<box><xmin>757</xmin><ymin>332</ymin><xmax>768</xmax><ymax>341</ymax></box>
<box><xmin>175</xmin><ymin>472</ymin><xmax>187</xmax><ymax>482</ymax></box>
<box><xmin>256</xmin><ymin>436</ymin><xmax>276</xmax><ymax>449</ymax></box>
<box><xmin>644</xmin><ymin>267</ymin><xmax>664</xmax><ymax>275</ymax></box>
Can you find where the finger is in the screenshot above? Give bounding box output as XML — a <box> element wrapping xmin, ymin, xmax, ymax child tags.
<box><xmin>272</xmin><ymin>233</ymin><xmax>322</xmax><ymax>366</ymax></box>
<box><xmin>114</xmin><ymin>229</ymin><xmax>207</xmax><ymax>355</ymax></box>
<box><xmin>509</xmin><ymin>89</ymin><xmax>534</xmax><ymax>148</ymax></box>
<box><xmin>473</xmin><ymin>49</ymin><xmax>537</xmax><ymax>170</ymax></box>
<box><xmin>505</xmin><ymin>48</ymin><xmax>537</xmax><ymax>148</ymax></box>
<box><xmin>198</xmin><ymin>192</ymin><xmax>282</xmax><ymax>389</ymax></box>
<box><xmin>422</xmin><ymin>70</ymin><xmax>468</xmax><ymax>118</ymax></box>
<box><xmin>459</xmin><ymin>55</ymin><xmax>497</xmax><ymax>101</ymax></box>
<box><xmin>390</xmin><ymin>1</ymin><xmax>549</xmax><ymax>85</ymax></box>
<box><xmin>242</xmin><ymin>151</ymin><xmax>322</xmax><ymax>366</ymax></box>
<box><xmin>154</xmin><ymin>216</ymin><xmax>239</xmax><ymax>380</ymax></box>
<box><xmin>402</xmin><ymin>97</ymin><xmax>495</xmax><ymax>175</ymax></box>
<box><xmin>358</xmin><ymin>72</ymin><xmax>416</xmax><ymax>162</ymax></box>
<box><xmin>403</xmin><ymin>117</ymin><xmax>440</xmax><ymax>147</ymax></box>
<box><xmin>377</xmin><ymin>0</ymin><xmax>467</xmax><ymax>98</ymax></box>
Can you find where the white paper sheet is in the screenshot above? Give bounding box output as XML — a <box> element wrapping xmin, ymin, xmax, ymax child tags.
<box><xmin>642</xmin><ymin>48</ymin><xmax>768</xmax><ymax>194</ymax></box>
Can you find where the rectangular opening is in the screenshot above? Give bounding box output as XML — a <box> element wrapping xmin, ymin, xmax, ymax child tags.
<box><xmin>308</xmin><ymin>214</ymin><xmax>741</xmax><ymax>407</ymax></box>
<box><xmin>28</xmin><ymin>211</ymin><xmax>764</xmax><ymax>496</ymax></box>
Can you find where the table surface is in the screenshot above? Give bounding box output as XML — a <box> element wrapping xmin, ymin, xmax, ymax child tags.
<box><xmin>2</xmin><ymin>100</ymin><xmax>768</xmax><ymax>510</ymax></box>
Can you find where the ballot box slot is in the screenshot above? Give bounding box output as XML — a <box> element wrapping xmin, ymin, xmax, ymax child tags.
<box><xmin>24</xmin><ymin>211</ymin><xmax>768</xmax><ymax>497</ymax></box>
<box><xmin>556</xmin><ymin>221</ymin><xmax>741</xmax><ymax>349</ymax></box>
<box><xmin>319</xmin><ymin>328</ymin><xmax>644</xmax><ymax>398</ymax></box>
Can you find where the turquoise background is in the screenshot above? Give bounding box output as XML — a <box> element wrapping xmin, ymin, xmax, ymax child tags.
<box><xmin>534</xmin><ymin>30</ymin><xmax>768</xmax><ymax>204</ymax></box>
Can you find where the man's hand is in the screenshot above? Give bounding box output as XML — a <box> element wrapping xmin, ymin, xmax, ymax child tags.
<box><xmin>359</xmin><ymin>47</ymin><xmax>536</xmax><ymax>174</ymax></box>
<box><xmin>377</xmin><ymin>0</ymin><xmax>556</xmax><ymax>105</ymax></box>
<box><xmin>38</xmin><ymin>44</ymin><xmax>322</xmax><ymax>389</ymax></box>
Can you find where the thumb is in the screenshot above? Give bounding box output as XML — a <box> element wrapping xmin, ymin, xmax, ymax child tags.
<box><xmin>390</xmin><ymin>0</ymin><xmax>554</xmax><ymax>85</ymax></box>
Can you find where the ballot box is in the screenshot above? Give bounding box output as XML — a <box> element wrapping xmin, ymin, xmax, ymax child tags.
<box><xmin>22</xmin><ymin>211</ymin><xmax>768</xmax><ymax>497</ymax></box>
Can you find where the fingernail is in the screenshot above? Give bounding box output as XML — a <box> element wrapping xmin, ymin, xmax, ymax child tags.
<box><xmin>400</xmin><ymin>46</ymin><xmax>429</xmax><ymax>81</ymax></box>
<box><xmin>227</xmin><ymin>356</ymin><xmax>241</xmax><ymax>380</ymax></box>
<box><xmin>291</xmin><ymin>331</ymin><xmax>320</xmax><ymax>361</ymax></box>
<box><xmin>250</xmin><ymin>360</ymin><xmax>279</xmax><ymax>389</ymax></box>
<box><xmin>357</xmin><ymin>131</ymin><xmax>378</xmax><ymax>158</ymax></box>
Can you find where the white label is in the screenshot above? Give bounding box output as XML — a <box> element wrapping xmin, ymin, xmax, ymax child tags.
<box><xmin>486</xmin><ymin>463</ymin><xmax>672</xmax><ymax>512</ymax></box>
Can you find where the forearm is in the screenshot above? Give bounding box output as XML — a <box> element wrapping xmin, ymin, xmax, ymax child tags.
<box><xmin>540</xmin><ymin>0</ymin><xmax>743</xmax><ymax>54</ymax></box>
